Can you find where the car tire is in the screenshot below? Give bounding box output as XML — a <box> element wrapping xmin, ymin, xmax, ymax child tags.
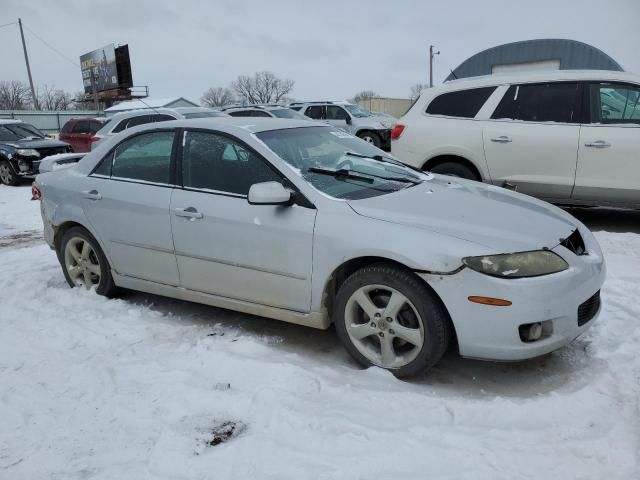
<box><xmin>429</xmin><ymin>162</ymin><xmax>479</xmax><ymax>181</ymax></box>
<box><xmin>0</xmin><ymin>160</ymin><xmax>19</xmax><ymax>186</ymax></box>
<box><xmin>58</xmin><ymin>226</ymin><xmax>117</xmax><ymax>297</ymax></box>
<box><xmin>334</xmin><ymin>263</ymin><xmax>451</xmax><ymax>378</ymax></box>
<box><xmin>357</xmin><ymin>131</ymin><xmax>381</xmax><ymax>148</ymax></box>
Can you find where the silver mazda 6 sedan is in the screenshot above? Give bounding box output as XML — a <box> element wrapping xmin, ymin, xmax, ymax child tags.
<box><xmin>35</xmin><ymin>118</ymin><xmax>606</xmax><ymax>378</ymax></box>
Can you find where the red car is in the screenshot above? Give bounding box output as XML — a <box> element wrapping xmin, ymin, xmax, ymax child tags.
<box><xmin>59</xmin><ymin>118</ymin><xmax>108</xmax><ymax>153</ymax></box>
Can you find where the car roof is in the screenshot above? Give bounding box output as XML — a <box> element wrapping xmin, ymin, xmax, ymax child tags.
<box><xmin>106</xmin><ymin>108</ymin><xmax>179</xmax><ymax>120</ymax></box>
<box><xmin>131</xmin><ymin>117</ymin><xmax>323</xmax><ymax>134</ymax></box>
<box><xmin>0</xmin><ymin>119</ymin><xmax>22</xmax><ymax>125</ymax></box>
<box><xmin>172</xmin><ymin>106</ymin><xmax>218</xmax><ymax>114</ymax></box>
<box><xmin>438</xmin><ymin>69</ymin><xmax>640</xmax><ymax>91</ymax></box>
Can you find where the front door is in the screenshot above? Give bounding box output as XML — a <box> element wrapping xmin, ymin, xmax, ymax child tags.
<box><xmin>82</xmin><ymin>129</ymin><xmax>180</xmax><ymax>285</ymax></box>
<box><xmin>325</xmin><ymin>105</ymin><xmax>353</xmax><ymax>133</ymax></box>
<box><xmin>574</xmin><ymin>82</ymin><xmax>640</xmax><ymax>206</ymax></box>
<box><xmin>170</xmin><ymin>130</ymin><xmax>316</xmax><ymax>312</ymax></box>
<box><xmin>482</xmin><ymin>82</ymin><xmax>582</xmax><ymax>199</ymax></box>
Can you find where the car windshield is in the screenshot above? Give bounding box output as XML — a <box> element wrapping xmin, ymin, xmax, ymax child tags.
<box><xmin>342</xmin><ymin>104</ymin><xmax>372</xmax><ymax>117</ymax></box>
<box><xmin>269</xmin><ymin>108</ymin><xmax>309</xmax><ymax>120</ymax></box>
<box><xmin>0</xmin><ymin>123</ymin><xmax>45</xmax><ymax>141</ymax></box>
<box><xmin>182</xmin><ymin>111</ymin><xmax>226</xmax><ymax>119</ymax></box>
<box><xmin>257</xmin><ymin>126</ymin><xmax>425</xmax><ymax>200</ymax></box>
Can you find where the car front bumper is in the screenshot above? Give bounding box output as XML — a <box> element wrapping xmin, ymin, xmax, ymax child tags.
<box><xmin>420</xmin><ymin>227</ymin><xmax>606</xmax><ymax>361</ymax></box>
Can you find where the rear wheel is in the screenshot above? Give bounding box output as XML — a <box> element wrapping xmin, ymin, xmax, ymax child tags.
<box><xmin>357</xmin><ymin>131</ymin><xmax>381</xmax><ymax>148</ymax></box>
<box><xmin>0</xmin><ymin>160</ymin><xmax>19</xmax><ymax>186</ymax></box>
<box><xmin>58</xmin><ymin>227</ymin><xmax>117</xmax><ymax>297</ymax></box>
<box><xmin>334</xmin><ymin>263</ymin><xmax>451</xmax><ymax>378</ymax></box>
<box><xmin>429</xmin><ymin>162</ymin><xmax>479</xmax><ymax>181</ymax></box>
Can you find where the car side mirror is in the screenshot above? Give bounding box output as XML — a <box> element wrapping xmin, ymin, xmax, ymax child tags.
<box><xmin>345</xmin><ymin>116</ymin><xmax>352</xmax><ymax>125</ymax></box>
<box><xmin>248</xmin><ymin>181</ymin><xmax>292</xmax><ymax>206</ymax></box>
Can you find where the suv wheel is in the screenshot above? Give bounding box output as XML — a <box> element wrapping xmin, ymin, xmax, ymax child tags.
<box><xmin>334</xmin><ymin>263</ymin><xmax>451</xmax><ymax>378</ymax></box>
<box><xmin>0</xmin><ymin>160</ymin><xmax>19</xmax><ymax>186</ymax></box>
<box><xmin>58</xmin><ymin>227</ymin><xmax>117</xmax><ymax>297</ymax></box>
<box><xmin>429</xmin><ymin>162</ymin><xmax>479</xmax><ymax>181</ymax></box>
<box><xmin>357</xmin><ymin>131</ymin><xmax>381</xmax><ymax>148</ymax></box>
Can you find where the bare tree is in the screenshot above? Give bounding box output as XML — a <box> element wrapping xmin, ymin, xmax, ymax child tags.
<box><xmin>36</xmin><ymin>85</ymin><xmax>74</xmax><ymax>111</ymax></box>
<box><xmin>409</xmin><ymin>83</ymin><xmax>428</xmax><ymax>101</ymax></box>
<box><xmin>352</xmin><ymin>90</ymin><xmax>378</xmax><ymax>103</ymax></box>
<box><xmin>232</xmin><ymin>71</ymin><xmax>294</xmax><ymax>104</ymax></box>
<box><xmin>201</xmin><ymin>87</ymin><xmax>235</xmax><ymax>107</ymax></box>
<box><xmin>0</xmin><ymin>81</ymin><xmax>31</xmax><ymax>110</ymax></box>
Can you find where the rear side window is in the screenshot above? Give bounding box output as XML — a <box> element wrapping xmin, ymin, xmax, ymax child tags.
<box><xmin>125</xmin><ymin>115</ymin><xmax>154</xmax><ymax>129</ymax></box>
<box><xmin>590</xmin><ymin>83</ymin><xmax>640</xmax><ymax>124</ymax></box>
<box><xmin>150</xmin><ymin>114</ymin><xmax>176</xmax><ymax>123</ymax></box>
<box><xmin>492</xmin><ymin>83</ymin><xmax>581</xmax><ymax>123</ymax></box>
<box><xmin>228</xmin><ymin>110</ymin><xmax>251</xmax><ymax>117</ymax></box>
<box><xmin>251</xmin><ymin>110</ymin><xmax>271</xmax><ymax>117</ymax></box>
<box><xmin>426</xmin><ymin>87</ymin><xmax>496</xmax><ymax>118</ymax></box>
<box><xmin>111</xmin><ymin>131</ymin><xmax>175</xmax><ymax>184</ymax></box>
<box><xmin>305</xmin><ymin>105</ymin><xmax>325</xmax><ymax>120</ymax></box>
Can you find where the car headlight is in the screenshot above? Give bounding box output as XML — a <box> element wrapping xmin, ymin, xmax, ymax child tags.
<box><xmin>16</xmin><ymin>148</ymin><xmax>40</xmax><ymax>158</ymax></box>
<box><xmin>462</xmin><ymin>250</ymin><xmax>569</xmax><ymax>278</ymax></box>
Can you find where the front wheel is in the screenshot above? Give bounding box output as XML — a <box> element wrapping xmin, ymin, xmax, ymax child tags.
<box><xmin>334</xmin><ymin>263</ymin><xmax>451</xmax><ymax>378</ymax></box>
<box><xmin>0</xmin><ymin>160</ymin><xmax>19</xmax><ymax>186</ymax></box>
<box><xmin>58</xmin><ymin>226</ymin><xmax>117</xmax><ymax>297</ymax></box>
<box><xmin>357</xmin><ymin>131</ymin><xmax>381</xmax><ymax>148</ymax></box>
<box><xmin>429</xmin><ymin>162</ymin><xmax>479</xmax><ymax>181</ymax></box>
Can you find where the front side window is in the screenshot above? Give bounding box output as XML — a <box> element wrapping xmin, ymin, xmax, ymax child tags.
<box><xmin>251</xmin><ymin>110</ymin><xmax>272</xmax><ymax>118</ymax></box>
<box><xmin>110</xmin><ymin>131</ymin><xmax>175</xmax><ymax>184</ymax></box>
<box><xmin>326</xmin><ymin>106</ymin><xmax>350</xmax><ymax>121</ymax></box>
<box><xmin>426</xmin><ymin>87</ymin><xmax>496</xmax><ymax>118</ymax></box>
<box><xmin>151</xmin><ymin>114</ymin><xmax>176</xmax><ymax>123</ymax></box>
<box><xmin>182</xmin><ymin>131</ymin><xmax>280</xmax><ymax>195</ymax></box>
<box><xmin>125</xmin><ymin>115</ymin><xmax>154</xmax><ymax>129</ymax></box>
<box><xmin>228</xmin><ymin>110</ymin><xmax>251</xmax><ymax>117</ymax></box>
<box><xmin>257</xmin><ymin>126</ymin><xmax>425</xmax><ymax>200</ymax></box>
<box><xmin>492</xmin><ymin>82</ymin><xmax>580</xmax><ymax>123</ymax></box>
<box><xmin>590</xmin><ymin>83</ymin><xmax>640</xmax><ymax>124</ymax></box>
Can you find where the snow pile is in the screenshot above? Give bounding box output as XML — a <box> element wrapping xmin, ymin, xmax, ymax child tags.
<box><xmin>0</xmin><ymin>185</ymin><xmax>638</xmax><ymax>479</ymax></box>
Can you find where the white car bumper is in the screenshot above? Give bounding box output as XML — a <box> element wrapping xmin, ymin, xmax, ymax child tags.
<box><xmin>421</xmin><ymin>227</ymin><xmax>606</xmax><ymax>361</ymax></box>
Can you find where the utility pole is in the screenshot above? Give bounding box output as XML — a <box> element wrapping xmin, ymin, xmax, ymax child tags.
<box><xmin>18</xmin><ymin>18</ymin><xmax>39</xmax><ymax>110</ymax></box>
<box><xmin>90</xmin><ymin>69</ymin><xmax>99</xmax><ymax>111</ymax></box>
<box><xmin>429</xmin><ymin>45</ymin><xmax>440</xmax><ymax>88</ymax></box>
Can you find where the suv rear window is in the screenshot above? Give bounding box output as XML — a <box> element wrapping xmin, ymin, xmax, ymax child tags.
<box><xmin>492</xmin><ymin>82</ymin><xmax>581</xmax><ymax>123</ymax></box>
<box><xmin>426</xmin><ymin>87</ymin><xmax>496</xmax><ymax>118</ymax></box>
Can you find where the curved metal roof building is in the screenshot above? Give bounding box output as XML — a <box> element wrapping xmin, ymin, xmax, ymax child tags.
<box><xmin>446</xmin><ymin>39</ymin><xmax>623</xmax><ymax>81</ymax></box>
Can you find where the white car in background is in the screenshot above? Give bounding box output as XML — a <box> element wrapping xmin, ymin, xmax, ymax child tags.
<box><xmin>391</xmin><ymin>70</ymin><xmax>640</xmax><ymax>209</ymax></box>
<box><xmin>91</xmin><ymin>107</ymin><xmax>229</xmax><ymax>149</ymax></box>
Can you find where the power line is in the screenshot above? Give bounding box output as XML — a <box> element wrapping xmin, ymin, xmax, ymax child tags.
<box><xmin>0</xmin><ymin>21</ymin><xmax>17</xmax><ymax>29</ymax></box>
<box><xmin>23</xmin><ymin>23</ymin><xmax>79</xmax><ymax>67</ymax></box>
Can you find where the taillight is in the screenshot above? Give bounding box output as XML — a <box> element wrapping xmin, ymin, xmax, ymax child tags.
<box><xmin>31</xmin><ymin>182</ymin><xmax>41</xmax><ymax>201</ymax></box>
<box><xmin>89</xmin><ymin>136</ymin><xmax>101</xmax><ymax>143</ymax></box>
<box><xmin>390</xmin><ymin>124</ymin><xmax>406</xmax><ymax>140</ymax></box>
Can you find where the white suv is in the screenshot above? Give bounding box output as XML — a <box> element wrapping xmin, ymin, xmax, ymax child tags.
<box><xmin>391</xmin><ymin>70</ymin><xmax>640</xmax><ymax>208</ymax></box>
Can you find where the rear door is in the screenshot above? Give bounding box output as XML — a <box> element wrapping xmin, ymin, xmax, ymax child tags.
<box><xmin>81</xmin><ymin>129</ymin><xmax>180</xmax><ymax>285</ymax></box>
<box><xmin>482</xmin><ymin>82</ymin><xmax>582</xmax><ymax>199</ymax></box>
<box><xmin>170</xmin><ymin>129</ymin><xmax>316</xmax><ymax>312</ymax></box>
<box><xmin>574</xmin><ymin>82</ymin><xmax>640</xmax><ymax>206</ymax></box>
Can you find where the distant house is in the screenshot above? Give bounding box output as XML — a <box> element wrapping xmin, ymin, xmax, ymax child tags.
<box><xmin>105</xmin><ymin>97</ymin><xmax>198</xmax><ymax>115</ymax></box>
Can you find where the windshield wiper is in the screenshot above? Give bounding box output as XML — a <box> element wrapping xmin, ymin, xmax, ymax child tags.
<box><xmin>307</xmin><ymin>167</ymin><xmax>374</xmax><ymax>183</ymax></box>
<box><xmin>350</xmin><ymin>170</ymin><xmax>421</xmax><ymax>184</ymax></box>
<box><xmin>344</xmin><ymin>151</ymin><xmax>423</xmax><ymax>182</ymax></box>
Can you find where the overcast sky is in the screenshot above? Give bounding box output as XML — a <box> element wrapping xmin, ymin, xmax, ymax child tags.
<box><xmin>2</xmin><ymin>0</ymin><xmax>639</xmax><ymax>103</ymax></box>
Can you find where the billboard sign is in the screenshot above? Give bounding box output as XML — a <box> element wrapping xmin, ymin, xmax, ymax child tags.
<box><xmin>80</xmin><ymin>44</ymin><xmax>118</xmax><ymax>94</ymax></box>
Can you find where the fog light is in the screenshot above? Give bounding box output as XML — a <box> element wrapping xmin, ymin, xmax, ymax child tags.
<box><xmin>18</xmin><ymin>159</ymin><xmax>30</xmax><ymax>172</ymax></box>
<box><xmin>519</xmin><ymin>321</ymin><xmax>553</xmax><ymax>343</ymax></box>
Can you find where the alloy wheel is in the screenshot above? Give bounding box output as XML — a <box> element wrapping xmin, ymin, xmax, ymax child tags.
<box><xmin>344</xmin><ymin>284</ymin><xmax>425</xmax><ymax>369</ymax></box>
<box><xmin>64</xmin><ymin>237</ymin><xmax>101</xmax><ymax>289</ymax></box>
<box><xmin>0</xmin><ymin>163</ymin><xmax>14</xmax><ymax>185</ymax></box>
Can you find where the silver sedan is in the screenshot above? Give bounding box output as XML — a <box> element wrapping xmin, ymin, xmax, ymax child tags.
<box><xmin>35</xmin><ymin>118</ymin><xmax>606</xmax><ymax>378</ymax></box>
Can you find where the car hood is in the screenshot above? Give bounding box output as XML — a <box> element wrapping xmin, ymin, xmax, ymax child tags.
<box><xmin>346</xmin><ymin>175</ymin><xmax>577</xmax><ymax>253</ymax></box>
<box><xmin>4</xmin><ymin>138</ymin><xmax>69</xmax><ymax>149</ymax></box>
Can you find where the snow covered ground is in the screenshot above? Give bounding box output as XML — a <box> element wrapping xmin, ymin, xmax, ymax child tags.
<box><xmin>1</xmin><ymin>184</ymin><xmax>638</xmax><ymax>479</ymax></box>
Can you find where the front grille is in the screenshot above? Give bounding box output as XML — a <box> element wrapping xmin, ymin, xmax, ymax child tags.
<box><xmin>561</xmin><ymin>229</ymin><xmax>587</xmax><ymax>256</ymax></box>
<box><xmin>578</xmin><ymin>290</ymin><xmax>601</xmax><ymax>326</ymax></box>
<box><xmin>36</xmin><ymin>147</ymin><xmax>67</xmax><ymax>159</ymax></box>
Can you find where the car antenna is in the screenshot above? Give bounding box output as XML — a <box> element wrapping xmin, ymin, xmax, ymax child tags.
<box><xmin>131</xmin><ymin>97</ymin><xmax>163</xmax><ymax>115</ymax></box>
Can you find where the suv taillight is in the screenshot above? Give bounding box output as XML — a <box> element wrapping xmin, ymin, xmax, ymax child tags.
<box><xmin>31</xmin><ymin>182</ymin><xmax>41</xmax><ymax>201</ymax></box>
<box><xmin>390</xmin><ymin>124</ymin><xmax>406</xmax><ymax>140</ymax></box>
<box><xmin>89</xmin><ymin>135</ymin><xmax>101</xmax><ymax>143</ymax></box>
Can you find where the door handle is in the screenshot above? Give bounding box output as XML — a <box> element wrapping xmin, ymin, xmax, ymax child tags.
<box><xmin>82</xmin><ymin>189</ymin><xmax>102</xmax><ymax>200</ymax></box>
<box><xmin>490</xmin><ymin>135</ymin><xmax>512</xmax><ymax>143</ymax></box>
<box><xmin>174</xmin><ymin>206</ymin><xmax>203</xmax><ymax>220</ymax></box>
<box><xmin>585</xmin><ymin>140</ymin><xmax>611</xmax><ymax>149</ymax></box>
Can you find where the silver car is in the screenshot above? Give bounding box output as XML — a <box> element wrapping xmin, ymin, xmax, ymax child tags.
<box><xmin>35</xmin><ymin>118</ymin><xmax>606</xmax><ymax>378</ymax></box>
